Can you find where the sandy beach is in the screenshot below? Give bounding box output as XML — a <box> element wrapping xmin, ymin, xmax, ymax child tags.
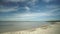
<box><xmin>0</xmin><ymin>22</ymin><xmax>60</xmax><ymax>34</ymax></box>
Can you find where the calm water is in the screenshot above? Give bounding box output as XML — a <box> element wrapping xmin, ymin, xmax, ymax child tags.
<box><xmin>0</xmin><ymin>21</ymin><xmax>50</xmax><ymax>32</ymax></box>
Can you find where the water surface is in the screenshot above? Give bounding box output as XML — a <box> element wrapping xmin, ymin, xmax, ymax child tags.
<box><xmin>0</xmin><ymin>21</ymin><xmax>50</xmax><ymax>32</ymax></box>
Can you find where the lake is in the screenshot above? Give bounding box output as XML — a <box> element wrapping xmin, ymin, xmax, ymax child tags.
<box><xmin>0</xmin><ymin>21</ymin><xmax>50</xmax><ymax>32</ymax></box>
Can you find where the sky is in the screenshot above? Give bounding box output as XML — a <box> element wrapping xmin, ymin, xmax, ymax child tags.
<box><xmin>0</xmin><ymin>0</ymin><xmax>60</xmax><ymax>21</ymax></box>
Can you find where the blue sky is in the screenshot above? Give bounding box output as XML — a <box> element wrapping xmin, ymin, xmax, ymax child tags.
<box><xmin>0</xmin><ymin>0</ymin><xmax>60</xmax><ymax>21</ymax></box>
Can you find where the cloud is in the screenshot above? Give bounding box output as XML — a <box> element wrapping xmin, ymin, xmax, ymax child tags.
<box><xmin>41</xmin><ymin>5</ymin><xmax>60</xmax><ymax>13</ymax></box>
<box><xmin>27</xmin><ymin>0</ymin><xmax>38</xmax><ymax>6</ymax></box>
<box><xmin>0</xmin><ymin>8</ymin><xmax>60</xmax><ymax>21</ymax></box>
<box><xmin>1</xmin><ymin>4</ymin><xmax>60</xmax><ymax>21</ymax></box>
<box><xmin>2</xmin><ymin>0</ymin><xmax>38</xmax><ymax>3</ymax></box>
<box><xmin>46</xmin><ymin>5</ymin><xmax>60</xmax><ymax>9</ymax></box>
<box><xmin>25</xmin><ymin>6</ymin><xmax>30</xmax><ymax>11</ymax></box>
<box><xmin>12</xmin><ymin>12</ymin><xmax>53</xmax><ymax>19</ymax></box>
<box><xmin>0</xmin><ymin>13</ymin><xmax>50</xmax><ymax>21</ymax></box>
<box><xmin>0</xmin><ymin>0</ymin><xmax>38</xmax><ymax>12</ymax></box>
<box><xmin>42</xmin><ymin>0</ymin><xmax>54</xmax><ymax>3</ymax></box>
<box><xmin>3</xmin><ymin>0</ymin><xmax>27</xmax><ymax>2</ymax></box>
<box><xmin>0</xmin><ymin>5</ymin><xmax>31</xmax><ymax>12</ymax></box>
<box><xmin>0</xmin><ymin>6</ymin><xmax>19</xmax><ymax>12</ymax></box>
<box><xmin>0</xmin><ymin>0</ymin><xmax>60</xmax><ymax>21</ymax></box>
<box><xmin>1</xmin><ymin>11</ymin><xmax>56</xmax><ymax>21</ymax></box>
<box><xmin>31</xmin><ymin>0</ymin><xmax>38</xmax><ymax>3</ymax></box>
<box><xmin>43</xmin><ymin>8</ymin><xmax>60</xmax><ymax>16</ymax></box>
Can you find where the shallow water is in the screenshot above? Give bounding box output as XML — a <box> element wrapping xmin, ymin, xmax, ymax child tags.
<box><xmin>0</xmin><ymin>21</ymin><xmax>51</xmax><ymax>32</ymax></box>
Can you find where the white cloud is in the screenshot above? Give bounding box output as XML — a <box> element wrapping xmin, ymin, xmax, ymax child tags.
<box><xmin>3</xmin><ymin>7</ymin><xmax>59</xmax><ymax>21</ymax></box>
<box><xmin>42</xmin><ymin>0</ymin><xmax>54</xmax><ymax>3</ymax></box>
<box><xmin>43</xmin><ymin>5</ymin><xmax>60</xmax><ymax>13</ymax></box>
<box><xmin>27</xmin><ymin>0</ymin><xmax>38</xmax><ymax>6</ymax></box>
<box><xmin>2</xmin><ymin>12</ymin><xmax>54</xmax><ymax>21</ymax></box>
<box><xmin>31</xmin><ymin>0</ymin><xmax>38</xmax><ymax>3</ymax></box>
<box><xmin>4</xmin><ymin>0</ymin><xmax>27</xmax><ymax>2</ymax></box>
<box><xmin>25</xmin><ymin>6</ymin><xmax>30</xmax><ymax>11</ymax></box>
<box><xmin>12</xmin><ymin>12</ymin><xmax>53</xmax><ymax>19</ymax></box>
<box><xmin>0</xmin><ymin>13</ymin><xmax>49</xmax><ymax>21</ymax></box>
<box><xmin>24</xmin><ymin>6</ymin><xmax>32</xmax><ymax>13</ymax></box>
<box><xmin>46</xmin><ymin>5</ymin><xmax>60</xmax><ymax>9</ymax></box>
<box><xmin>1</xmin><ymin>8</ymin><xmax>59</xmax><ymax>21</ymax></box>
<box><xmin>0</xmin><ymin>6</ymin><xmax>18</xmax><ymax>12</ymax></box>
<box><xmin>2</xmin><ymin>0</ymin><xmax>39</xmax><ymax>5</ymax></box>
